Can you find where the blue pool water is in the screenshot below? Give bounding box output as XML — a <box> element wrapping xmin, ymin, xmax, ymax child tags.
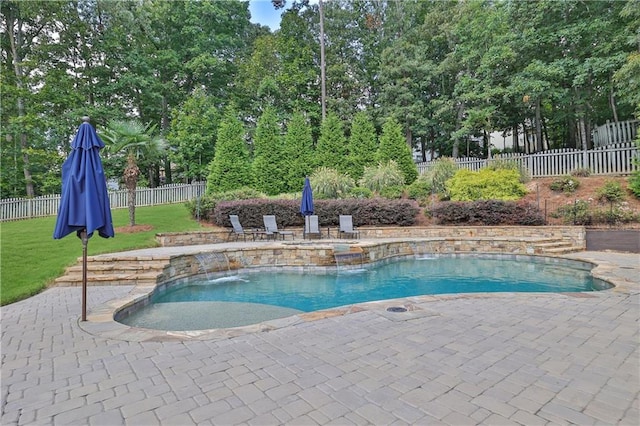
<box><xmin>119</xmin><ymin>256</ymin><xmax>609</xmax><ymax>331</ymax></box>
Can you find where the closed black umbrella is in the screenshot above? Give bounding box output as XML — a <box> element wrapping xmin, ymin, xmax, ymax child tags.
<box><xmin>300</xmin><ymin>177</ymin><xmax>314</xmax><ymax>239</ymax></box>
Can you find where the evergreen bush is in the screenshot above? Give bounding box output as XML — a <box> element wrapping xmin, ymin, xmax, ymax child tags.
<box><xmin>629</xmin><ymin>135</ymin><xmax>640</xmax><ymax>198</ymax></box>
<box><xmin>549</xmin><ymin>176</ymin><xmax>580</xmax><ymax>194</ymax></box>
<box><xmin>447</xmin><ymin>168</ymin><xmax>527</xmax><ymax>201</ymax></box>
<box><xmin>551</xmin><ymin>200</ymin><xmax>592</xmax><ymax>225</ymax></box>
<box><xmin>430</xmin><ymin>200</ymin><xmax>545</xmax><ymax>225</ymax></box>
<box><xmin>596</xmin><ymin>180</ymin><xmax>626</xmax><ymax>203</ymax></box>
<box><xmin>379</xmin><ymin>185</ymin><xmax>405</xmax><ymax>199</ymax></box>
<box><xmin>212</xmin><ymin>198</ymin><xmax>419</xmax><ymax>228</ymax></box>
<box><xmin>407</xmin><ymin>177</ymin><xmax>432</xmax><ymax>204</ymax></box>
<box><xmin>347</xmin><ymin>187</ymin><xmax>373</xmax><ymax>199</ymax></box>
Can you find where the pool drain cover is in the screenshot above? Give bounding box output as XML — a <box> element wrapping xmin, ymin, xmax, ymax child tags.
<box><xmin>386</xmin><ymin>307</ymin><xmax>407</xmax><ymax>313</ymax></box>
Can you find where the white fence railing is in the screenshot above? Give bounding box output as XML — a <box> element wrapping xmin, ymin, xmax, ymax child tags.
<box><xmin>417</xmin><ymin>142</ymin><xmax>639</xmax><ymax>177</ymax></box>
<box><xmin>592</xmin><ymin>120</ymin><xmax>639</xmax><ymax>147</ymax></box>
<box><xmin>1</xmin><ymin>182</ymin><xmax>206</xmax><ymax>222</ymax></box>
<box><xmin>3</xmin><ymin>143</ymin><xmax>638</xmax><ymax>221</ymax></box>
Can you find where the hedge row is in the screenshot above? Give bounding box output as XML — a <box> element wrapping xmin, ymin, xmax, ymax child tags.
<box><xmin>212</xmin><ymin>198</ymin><xmax>420</xmax><ymax>228</ymax></box>
<box><xmin>430</xmin><ymin>200</ymin><xmax>545</xmax><ymax>226</ymax></box>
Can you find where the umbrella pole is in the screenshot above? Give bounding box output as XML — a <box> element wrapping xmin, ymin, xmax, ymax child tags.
<box><xmin>81</xmin><ymin>229</ymin><xmax>88</xmax><ymax>322</ymax></box>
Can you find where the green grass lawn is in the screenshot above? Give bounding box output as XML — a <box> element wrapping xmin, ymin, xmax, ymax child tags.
<box><xmin>1</xmin><ymin>203</ymin><xmax>206</xmax><ymax>306</ymax></box>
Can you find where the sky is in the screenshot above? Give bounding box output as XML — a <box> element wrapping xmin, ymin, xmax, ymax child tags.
<box><xmin>248</xmin><ymin>0</ymin><xmax>285</xmax><ymax>31</ymax></box>
<box><xmin>248</xmin><ymin>0</ymin><xmax>318</xmax><ymax>31</ymax></box>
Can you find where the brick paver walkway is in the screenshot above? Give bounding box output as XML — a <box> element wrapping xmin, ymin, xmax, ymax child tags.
<box><xmin>2</xmin><ymin>252</ymin><xmax>638</xmax><ymax>425</ymax></box>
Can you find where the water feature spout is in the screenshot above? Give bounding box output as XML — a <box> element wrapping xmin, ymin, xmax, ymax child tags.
<box><xmin>195</xmin><ymin>252</ymin><xmax>230</xmax><ymax>280</ymax></box>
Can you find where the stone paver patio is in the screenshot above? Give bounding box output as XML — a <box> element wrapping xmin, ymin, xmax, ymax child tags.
<box><xmin>1</xmin><ymin>251</ymin><xmax>638</xmax><ymax>425</ymax></box>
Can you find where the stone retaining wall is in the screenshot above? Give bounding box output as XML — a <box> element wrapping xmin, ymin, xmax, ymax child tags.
<box><xmin>156</xmin><ymin>226</ymin><xmax>586</xmax><ymax>248</ymax></box>
<box><xmin>154</xmin><ymin>233</ymin><xmax>585</xmax><ymax>287</ymax></box>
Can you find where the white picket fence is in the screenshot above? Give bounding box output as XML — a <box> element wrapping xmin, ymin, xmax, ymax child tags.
<box><xmin>1</xmin><ymin>182</ymin><xmax>206</xmax><ymax>222</ymax></box>
<box><xmin>417</xmin><ymin>142</ymin><xmax>639</xmax><ymax>177</ymax></box>
<box><xmin>3</xmin><ymin>143</ymin><xmax>638</xmax><ymax>221</ymax></box>
<box><xmin>592</xmin><ymin>120</ymin><xmax>639</xmax><ymax>147</ymax></box>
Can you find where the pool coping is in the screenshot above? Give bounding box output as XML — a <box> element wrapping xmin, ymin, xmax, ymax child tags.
<box><xmin>78</xmin><ymin>248</ymin><xmax>639</xmax><ymax>343</ymax></box>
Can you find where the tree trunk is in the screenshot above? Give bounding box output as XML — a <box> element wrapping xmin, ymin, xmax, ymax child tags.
<box><xmin>542</xmin><ymin>116</ymin><xmax>550</xmax><ymax>150</ymax></box>
<box><xmin>512</xmin><ymin>124</ymin><xmax>519</xmax><ymax>153</ymax></box>
<box><xmin>7</xmin><ymin>8</ymin><xmax>35</xmax><ymax>198</ymax></box>
<box><xmin>609</xmin><ymin>85</ymin><xmax>619</xmax><ymax>123</ymax></box>
<box><xmin>452</xmin><ymin>102</ymin><xmax>464</xmax><ymax>158</ymax></box>
<box><xmin>405</xmin><ymin>127</ymin><xmax>413</xmax><ymax>149</ymax></box>
<box><xmin>535</xmin><ymin>97</ymin><xmax>543</xmax><ymax>152</ymax></box>
<box><xmin>484</xmin><ymin>130</ymin><xmax>491</xmax><ymax>158</ymax></box>
<box><xmin>164</xmin><ymin>157</ymin><xmax>172</xmax><ymax>184</ymax></box>
<box><xmin>523</xmin><ymin>121</ymin><xmax>530</xmax><ymax>154</ymax></box>
<box><xmin>123</xmin><ymin>155</ymin><xmax>140</xmax><ymax>226</ymax></box>
<box><xmin>319</xmin><ymin>0</ymin><xmax>326</xmax><ymax>121</ymax></box>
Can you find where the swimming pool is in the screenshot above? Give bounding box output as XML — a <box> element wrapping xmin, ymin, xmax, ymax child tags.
<box><xmin>118</xmin><ymin>254</ymin><xmax>610</xmax><ymax>331</ymax></box>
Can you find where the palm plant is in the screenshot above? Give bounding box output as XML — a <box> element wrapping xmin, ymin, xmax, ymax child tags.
<box><xmin>101</xmin><ymin>120</ymin><xmax>166</xmax><ymax>226</ymax></box>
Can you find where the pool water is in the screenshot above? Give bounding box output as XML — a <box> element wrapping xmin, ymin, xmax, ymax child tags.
<box><xmin>119</xmin><ymin>256</ymin><xmax>609</xmax><ymax>331</ymax></box>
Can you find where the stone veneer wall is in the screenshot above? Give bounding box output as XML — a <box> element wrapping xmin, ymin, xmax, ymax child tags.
<box><xmin>156</xmin><ymin>226</ymin><xmax>586</xmax><ymax>248</ymax></box>
<box><xmin>152</xmin><ymin>227</ymin><xmax>586</xmax><ymax>287</ymax></box>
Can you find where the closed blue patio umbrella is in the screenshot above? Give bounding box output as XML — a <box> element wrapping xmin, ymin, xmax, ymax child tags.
<box><xmin>54</xmin><ymin>117</ymin><xmax>114</xmax><ymax>321</ymax></box>
<box><xmin>300</xmin><ymin>177</ymin><xmax>314</xmax><ymax>239</ymax></box>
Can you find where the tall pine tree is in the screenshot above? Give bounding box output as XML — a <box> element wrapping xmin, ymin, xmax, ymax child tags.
<box><xmin>252</xmin><ymin>106</ymin><xmax>285</xmax><ymax>195</ymax></box>
<box><xmin>377</xmin><ymin>117</ymin><xmax>418</xmax><ymax>184</ymax></box>
<box><xmin>315</xmin><ymin>111</ymin><xmax>347</xmax><ymax>172</ymax></box>
<box><xmin>283</xmin><ymin>111</ymin><xmax>314</xmax><ymax>192</ymax></box>
<box><xmin>206</xmin><ymin>105</ymin><xmax>253</xmax><ymax>193</ymax></box>
<box><xmin>346</xmin><ymin>111</ymin><xmax>378</xmax><ymax>180</ymax></box>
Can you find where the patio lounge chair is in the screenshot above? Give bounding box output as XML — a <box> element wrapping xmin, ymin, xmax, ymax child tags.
<box><xmin>228</xmin><ymin>215</ymin><xmax>248</xmax><ymax>241</ymax></box>
<box><xmin>304</xmin><ymin>215</ymin><xmax>322</xmax><ymax>239</ymax></box>
<box><xmin>339</xmin><ymin>215</ymin><xmax>360</xmax><ymax>239</ymax></box>
<box><xmin>263</xmin><ymin>215</ymin><xmax>295</xmax><ymax>240</ymax></box>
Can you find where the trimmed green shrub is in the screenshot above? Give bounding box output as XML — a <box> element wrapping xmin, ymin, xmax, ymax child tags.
<box><xmin>552</xmin><ymin>199</ymin><xmax>640</xmax><ymax>225</ymax></box>
<box><xmin>186</xmin><ymin>187</ymin><xmax>266</xmax><ymax>221</ymax></box>
<box><xmin>407</xmin><ymin>177</ymin><xmax>432</xmax><ymax>204</ymax></box>
<box><xmin>591</xmin><ymin>206</ymin><xmax>640</xmax><ymax>225</ymax></box>
<box><xmin>430</xmin><ymin>200</ymin><xmax>545</xmax><ymax>225</ymax></box>
<box><xmin>551</xmin><ymin>200</ymin><xmax>592</xmax><ymax>225</ymax></box>
<box><xmin>185</xmin><ymin>196</ymin><xmax>218</xmax><ymax>222</ymax></box>
<box><xmin>550</xmin><ymin>176</ymin><xmax>580</xmax><ymax>194</ymax></box>
<box><xmin>446</xmin><ymin>168</ymin><xmax>527</xmax><ymax>201</ymax></box>
<box><xmin>629</xmin><ymin>134</ymin><xmax>640</xmax><ymax>198</ymax></box>
<box><xmin>212</xmin><ymin>198</ymin><xmax>419</xmax><ymax>228</ymax></box>
<box><xmin>379</xmin><ymin>185</ymin><xmax>405</xmax><ymax>199</ymax></box>
<box><xmin>596</xmin><ymin>180</ymin><xmax>625</xmax><ymax>203</ymax></box>
<box><xmin>629</xmin><ymin>170</ymin><xmax>640</xmax><ymax>198</ymax></box>
<box><xmin>347</xmin><ymin>187</ymin><xmax>373</xmax><ymax>199</ymax></box>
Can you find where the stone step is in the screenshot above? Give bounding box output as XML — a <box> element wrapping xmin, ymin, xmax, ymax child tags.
<box><xmin>64</xmin><ymin>262</ymin><xmax>167</xmax><ymax>274</ymax></box>
<box><xmin>543</xmin><ymin>246</ymin><xmax>584</xmax><ymax>254</ymax></box>
<box><xmin>534</xmin><ymin>241</ymin><xmax>573</xmax><ymax>248</ymax></box>
<box><xmin>54</xmin><ymin>254</ymin><xmax>171</xmax><ymax>287</ymax></box>
<box><xmin>54</xmin><ymin>272</ymin><xmax>161</xmax><ymax>287</ymax></box>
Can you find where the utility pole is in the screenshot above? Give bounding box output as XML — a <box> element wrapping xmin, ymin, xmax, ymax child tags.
<box><xmin>319</xmin><ymin>0</ymin><xmax>326</xmax><ymax>121</ymax></box>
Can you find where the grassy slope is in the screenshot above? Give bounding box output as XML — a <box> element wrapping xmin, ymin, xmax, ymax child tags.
<box><xmin>1</xmin><ymin>203</ymin><xmax>205</xmax><ymax>305</ymax></box>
